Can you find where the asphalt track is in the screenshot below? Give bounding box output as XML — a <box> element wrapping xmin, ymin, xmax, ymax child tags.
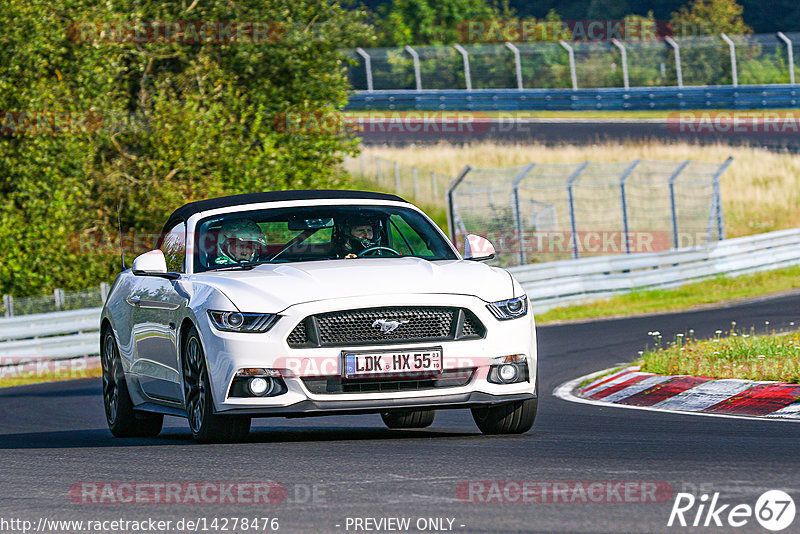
<box><xmin>357</xmin><ymin>118</ymin><xmax>800</xmax><ymax>149</ymax></box>
<box><xmin>2</xmin><ymin>293</ymin><xmax>800</xmax><ymax>533</ymax></box>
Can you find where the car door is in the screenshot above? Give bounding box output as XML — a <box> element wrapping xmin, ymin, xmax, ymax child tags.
<box><xmin>129</xmin><ymin>222</ymin><xmax>188</xmax><ymax>403</ymax></box>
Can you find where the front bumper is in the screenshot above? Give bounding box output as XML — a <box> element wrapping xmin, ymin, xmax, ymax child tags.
<box><xmin>195</xmin><ymin>293</ymin><xmax>537</xmax><ymax>416</ymax></box>
<box><xmin>217</xmin><ymin>391</ymin><xmax>537</xmax><ymax>418</ymax></box>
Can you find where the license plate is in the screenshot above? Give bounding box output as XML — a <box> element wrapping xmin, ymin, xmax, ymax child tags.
<box><xmin>342</xmin><ymin>348</ymin><xmax>443</xmax><ymax>378</ymax></box>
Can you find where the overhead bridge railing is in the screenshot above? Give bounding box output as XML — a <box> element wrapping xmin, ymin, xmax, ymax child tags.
<box><xmin>509</xmin><ymin>228</ymin><xmax>800</xmax><ymax>313</ymax></box>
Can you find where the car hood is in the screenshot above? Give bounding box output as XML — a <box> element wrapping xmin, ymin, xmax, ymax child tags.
<box><xmin>191</xmin><ymin>258</ymin><xmax>513</xmax><ymax>312</ymax></box>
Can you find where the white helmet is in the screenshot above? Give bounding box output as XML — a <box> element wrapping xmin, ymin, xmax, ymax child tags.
<box><xmin>217</xmin><ymin>219</ymin><xmax>267</xmax><ymax>263</ymax></box>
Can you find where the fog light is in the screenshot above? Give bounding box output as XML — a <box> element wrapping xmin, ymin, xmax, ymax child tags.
<box><xmin>498</xmin><ymin>364</ymin><xmax>518</xmax><ymax>383</ymax></box>
<box><xmin>248</xmin><ymin>377</ymin><xmax>272</xmax><ymax>396</ymax></box>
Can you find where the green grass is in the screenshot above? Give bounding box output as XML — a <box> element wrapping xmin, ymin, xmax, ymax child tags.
<box><xmin>579</xmin><ymin>365</ymin><xmax>629</xmax><ymax>388</ymax></box>
<box><xmin>345</xmin><ymin>109</ymin><xmax>800</xmax><ymax>120</ymax></box>
<box><xmin>0</xmin><ymin>362</ymin><xmax>102</xmax><ymax>389</ymax></box>
<box><xmin>639</xmin><ymin>328</ymin><xmax>800</xmax><ymax>383</ymax></box>
<box><xmin>536</xmin><ymin>265</ymin><xmax>800</xmax><ymax>324</ymax></box>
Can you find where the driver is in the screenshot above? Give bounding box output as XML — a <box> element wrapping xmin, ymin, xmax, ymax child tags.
<box><xmin>336</xmin><ymin>215</ymin><xmax>382</xmax><ymax>258</ymax></box>
<box><xmin>215</xmin><ymin>218</ymin><xmax>268</xmax><ymax>265</ymax></box>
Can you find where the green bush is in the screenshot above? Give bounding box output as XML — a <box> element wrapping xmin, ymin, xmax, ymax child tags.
<box><xmin>0</xmin><ymin>0</ymin><xmax>370</xmax><ymax>296</ymax></box>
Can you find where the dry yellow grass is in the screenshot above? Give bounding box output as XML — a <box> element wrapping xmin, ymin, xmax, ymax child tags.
<box><xmin>362</xmin><ymin>142</ymin><xmax>800</xmax><ymax>238</ymax></box>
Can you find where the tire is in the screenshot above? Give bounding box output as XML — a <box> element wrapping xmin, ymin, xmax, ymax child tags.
<box><xmin>182</xmin><ymin>326</ymin><xmax>250</xmax><ymax>443</ymax></box>
<box><xmin>471</xmin><ymin>376</ymin><xmax>538</xmax><ymax>435</ymax></box>
<box><xmin>101</xmin><ymin>328</ymin><xmax>163</xmax><ymax>438</ymax></box>
<box><xmin>380</xmin><ymin>409</ymin><xmax>435</xmax><ymax>429</ymax></box>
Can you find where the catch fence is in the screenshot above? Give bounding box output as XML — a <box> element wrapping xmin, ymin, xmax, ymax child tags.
<box><xmin>346</xmin><ymin>32</ymin><xmax>800</xmax><ymax>92</ymax></box>
<box><xmin>447</xmin><ymin>158</ymin><xmax>732</xmax><ymax>266</ymax></box>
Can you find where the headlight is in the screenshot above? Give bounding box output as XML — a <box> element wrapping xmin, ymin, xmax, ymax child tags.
<box><xmin>486</xmin><ymin>295</ymin><xmax>528</xmax><ymax>320</ymax></box>
<box><xmin>207</xmin><ymin>311</ymin><xmax>280</xmax><ymax>333</ymax></box>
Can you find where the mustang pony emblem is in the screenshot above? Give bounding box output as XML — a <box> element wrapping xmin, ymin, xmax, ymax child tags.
<box><xmin>371</xmin><ymin>319</ymin><xmax>409</xmax><ymax>334</ymax></box>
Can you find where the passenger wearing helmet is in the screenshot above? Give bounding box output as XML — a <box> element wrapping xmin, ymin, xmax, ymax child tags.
<box><xmin>335</xmin><ymin>215</ymin><xmax>382</xmax><ymax>258</ymax></box>
<box><xmin>215</xmin><ymin>219</ymin><xmax>268</xmax><ymax>265</ymax></box>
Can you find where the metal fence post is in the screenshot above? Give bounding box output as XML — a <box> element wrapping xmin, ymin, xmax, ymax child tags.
<box><xmin>100</xmin><ymin>282</ymin><xmax>110</xmax><ymax>303</ymax></box>
<box><xmin>559</xmin><ymin>40</ymin><xmax>578</xmax><ymax>90</ymax></box>
<box><xmin>431</xmin><ymin>171</ymin><xmax>438</xmax><ymax>200</ymax></box>
<box><xmin>2</xmin><ymin>295</ymin><xmax>12</xmax><ymax>317</ymax></box>
<box><xmin>721</xmin><ymin>33</ymin><xmax>738</xmax><ymax>87</ymax></box>
<box><xmin>512</xmin><ymin>164</ymin><xmax>536</xmax><ymax>265</ymax></box>
<box><xmin>566</xmin><ymin>162</ymin><xmax>589</xmax><ymax>259</ymax></box>
<box><xmin>412</xmin><ymin>166</ymin><xmax>419</xmax><ymax>199</ymax></box>
<box><xmin>706</xmin><ymin>192</ymin><xmax>718</xmax><ymax>246</ymax></box>
<box><xmin>54</xmin><ymin>288</ymin><xmax>64</xmax><ymax>310</ymax></box>
<box><xmin>611</xmin><ymin>39</ymin><xmax>629</xmax><ymax>89</ymax></box>
<box><xmin>618</xmin><ymin>160</ymin><xmax>641</xmax><ymax>254</ymax></box>
<box><xmin>777</xmin><ymin>32</ymin><xmax>795</xmax><ymax>84</ymax></box>
<box><xmin>359</xmin><ymin>152</ymin><xmax>365</xmax><ymax>176</ymax></box>
<box><xmin>668</xmin><ymin>160</ymin><xmax>691</xmax><ymax>249</ymax></box>
<box><xmin>446</xmin><ymin>166</ymin><xmax>472</xmax><ymax>246</ymax></box>
<box><xmin>355</xmin><ymin>47</ymin><xmax>374</xmax><ymax>92</ymax></box>
<box><xmin>404</xmin><ymin>45</ymin><xmax>422</xmax><ymax>91</ymax></box>
<box><xmin>665</xmin><ymin>36</ymin><xmax>683</xmax><ymax>87</ymax></box>
<box><xmin>376</xmin><ymin>157</ymin><xmax>383</xmax><ymax>184</ymax></box>
<box><xmin>505</xmin><ymin>42</ymin><xmax>523</xmax><ymax>89</ymax></box>
<box><xmin>714</xmin><ymin>157</ymin><xmax>734</xmax><ymax>241</ymax></box>
<box><xmin>394</xmin><ymin>161</ymin><xmax>401</xmax><ymax>193</ymax></box>
<box><xmin>454</xmin><ymin>44</ymin><xmax>472</xmax><ymax>91</ymax></box>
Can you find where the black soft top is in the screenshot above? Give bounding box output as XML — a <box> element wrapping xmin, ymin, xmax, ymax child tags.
<box><xmin>161</xmin><ymin>189</ymin><xmax>407</xmax><ymax>233</ymax></box>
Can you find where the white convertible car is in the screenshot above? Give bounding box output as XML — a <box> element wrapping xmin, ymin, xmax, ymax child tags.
<box><xmin>101</xmin><ymin>190</ymin><xmax>537</xmax><ymax>442</ymax></box>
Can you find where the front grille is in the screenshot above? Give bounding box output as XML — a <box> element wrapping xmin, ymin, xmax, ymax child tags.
<box><xmin>287</xmin><ymin>306</ymin><xmax>486</xmax><ymax>347</ymax></box>
<box><xmin>302</xmin><ymin>368</ymin><xmax>475</xmax><ymax>394</ymax></box>
<box><xmin>286</xmin><ymin>320</ymin><xmax>307</xmax><ymax>345</ymax></box>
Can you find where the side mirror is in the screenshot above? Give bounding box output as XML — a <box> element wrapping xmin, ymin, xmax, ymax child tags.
<box><xmin>132</xmin><ymin>250</ymin><xmax>179</xmax><ymax>279</ymax></box>
<box><xmin>463</xmin><ymin>234</ymin><xmax>495</xmax><ymax>261</ymax></box>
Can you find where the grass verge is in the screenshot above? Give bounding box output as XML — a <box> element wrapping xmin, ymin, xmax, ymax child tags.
<box><xmin>0</xmin><ymin>360</ymin><xmax>101</xmax><ymax>389</ymax></box>
<box><xmin>536</xmin><ymin>265</ymin><xmax>800</xmax><ymax>324</ymax></box>
<box><xmin>638</xmin><ymin>328</ymin><xmax>800</xmax><ymax>383</ymax></box>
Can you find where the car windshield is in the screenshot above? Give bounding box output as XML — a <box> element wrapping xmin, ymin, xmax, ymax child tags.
<box><xmin>193</xmin><ymin>205</ymin><xmax>457</xmax><ymax>272</ymax></box>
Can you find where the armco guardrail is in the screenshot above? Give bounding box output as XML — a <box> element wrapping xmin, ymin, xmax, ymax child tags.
<box><xmin>511</xmin><ymin>228</ymin><xmax>800</xmax><ymax>313</ymax></box>
<box><xmin>347</xmin><ymin>85</ymin><xmax>800</xmax><ymax>112</ymax></box>
<box><xmin>0</xmin><ymin>308</ymin><xmax>101</xmax><ymax>363</ymax></box>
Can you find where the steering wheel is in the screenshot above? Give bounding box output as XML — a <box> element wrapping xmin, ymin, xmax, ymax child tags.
<box><xmin>357</xmin><ymin>246</ymin><xmax>401</xmax><ymax>257</ymax></box>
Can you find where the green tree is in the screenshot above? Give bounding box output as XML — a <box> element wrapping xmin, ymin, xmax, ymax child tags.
<box><xmin>668</xmin><ymin>0</ymin><xmax>752</xmax><ymax>85</ymax></box>
<box><xmin>373</xmin><ymin>0</ymin><xmax>507</xmax><ymax>46</ymax></box>
<box><xmin>670</xmin><ymin>0</ymin><xmax>751</xmax><ymax>37</ymax></box>
<box><xmin>0</xmin><ymin>0</ymin><xmax>371</xmax><ymax>296</ymax></box>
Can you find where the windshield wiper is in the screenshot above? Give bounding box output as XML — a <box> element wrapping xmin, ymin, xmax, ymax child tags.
<box><xmin>207</xmin><ymin>262</ymin><xmax>263</xmax><ymax>272</ymax></box>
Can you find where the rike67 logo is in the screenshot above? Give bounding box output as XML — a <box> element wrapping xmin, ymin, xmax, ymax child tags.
<box><xmin>668</xmin><ymin>490</ymin><xmax>796</xmax><ymax>531</ymax></box>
